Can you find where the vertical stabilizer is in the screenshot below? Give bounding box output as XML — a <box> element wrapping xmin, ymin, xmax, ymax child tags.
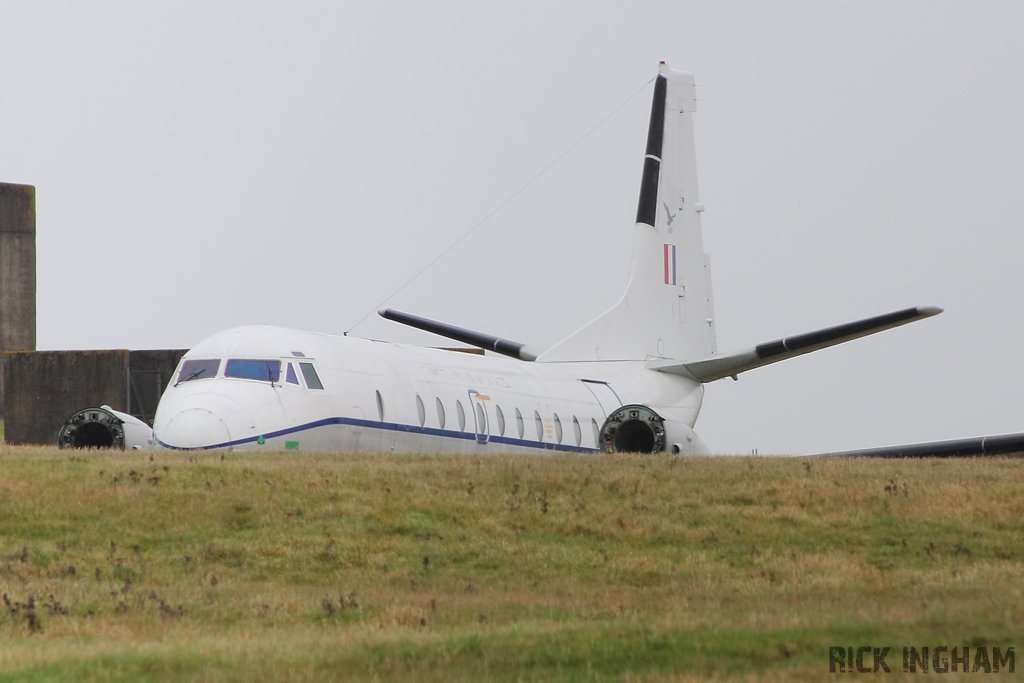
<box><xmin>539</xmin><ymin>64</ymin><xmax>714</xmax><ymax>362</ymax></box>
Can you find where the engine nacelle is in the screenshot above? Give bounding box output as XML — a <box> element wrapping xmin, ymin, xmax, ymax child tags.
<box><xmin>599</xmin><ymin>404</ymin><xmax>708</xmax><ymax>455</ymax></box>
<box><xmin>58</xmin><ymin>406</ymin><xmax>153</xmax><ymax>451</ymax></box>
<box><xmin>599</xmin><ymin>404</ymin><xmax>667</xmax><ymax>453</ymax></box>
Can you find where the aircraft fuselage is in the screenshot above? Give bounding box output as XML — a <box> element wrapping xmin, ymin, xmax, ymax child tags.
<box><xmin>152</xmin><ymin>325</ymin><xmax>707</xmax><ymax>454</ymax></box>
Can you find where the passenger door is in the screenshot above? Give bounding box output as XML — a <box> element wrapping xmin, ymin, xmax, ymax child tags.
<box><xmin>468</xmin><ymin>390</ymin><xmax>489</xmax><ymax>445</ymax></box>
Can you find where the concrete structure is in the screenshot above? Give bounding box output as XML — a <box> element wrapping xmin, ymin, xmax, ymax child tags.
<box><xmin>0</xmin><ymin>183</ymin><xmax>36</xmax><ymax>417</ymax></box>
<box><xmin>3</xmin><ymin>349</ymin><xmax>186</xmax><ymax>445</ymax></box>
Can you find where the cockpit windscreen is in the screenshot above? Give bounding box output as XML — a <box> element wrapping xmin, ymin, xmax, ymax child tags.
<box><xmin>177</xmin><ymin>359</ymin><xmax>221</xmax><ymax>384</ymax></box>
<box><xmin>225</xmin><ymin>359</ymin><xmax>281</xmax><ymax>383</ymax></box>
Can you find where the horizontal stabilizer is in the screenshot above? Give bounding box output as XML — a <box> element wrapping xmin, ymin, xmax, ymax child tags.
<box><xmin>649</xmin><ymin>306</ymin><xmax>942</xmax><ymax>382</ymax></box>
<box><xmin>379</xmin><ymin>309</ymin><xmax>541</xmax><ymax>361</ymax></box>
<box><xmin>805</xmin><ymin>432</ymin><xmax>1024</xmax><ymax>458</ymax></box>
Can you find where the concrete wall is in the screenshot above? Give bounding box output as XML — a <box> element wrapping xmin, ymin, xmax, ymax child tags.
<box><xmin>125</xmin><ymin>349</ymin><xmax>188</xmax><ymax>424</ymax></box>
<box><xmin>0</xmin><ymin>183</ymin><xmax>37</xmax><ymax>417</ymax></box>
<box><xmin>3</xmin><ymin>349</ymin><xmax>187</xmax><ymax>445</ymax></box>
<box><xmin>4</xmin><ymin>350</ymin><xmax>127</xmax><ymax>445</ymax></box>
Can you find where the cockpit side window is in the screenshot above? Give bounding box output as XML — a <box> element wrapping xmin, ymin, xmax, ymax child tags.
<box><xmin>285</xmin><ymin>363</ymin><xmax>299</xmax><ymax>385</ymax></box>
<box><xmin>225</xmin><ymin>359</ymin><xmax>281</xmax><ymax>383</ymax></box>
<box><xmin>299</xmin><ymin>363</ymin><xmax>324</xmax><ymax>390</ymax></box>
<box><xmin>177</xmin><ymin>359</ymin><xmax>220</xmax><ymax>384</ymax></box>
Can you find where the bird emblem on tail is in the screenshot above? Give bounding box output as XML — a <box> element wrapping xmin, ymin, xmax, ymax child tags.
<box><xmin>662</xmin><ymin>201</ymin><xmax>676</xmax><ymax>231</ymax></box>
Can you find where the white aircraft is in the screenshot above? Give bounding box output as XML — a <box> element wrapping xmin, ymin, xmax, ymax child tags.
<box><xmin>72</xmin><ymin>63</ymin><xmax>1015</xmax><ymax>457</ymax></box>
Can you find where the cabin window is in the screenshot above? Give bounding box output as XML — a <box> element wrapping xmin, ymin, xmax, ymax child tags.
<box><xmin>375</xmin><ymin>390</ymin><xmax>385</xmax><ymax>421</ymax></box>
<box><xmin>495</xmin><ymin>405</ymin><xmax>505</xmax><ymax>436</ymax></box>
<box><xmin>592</xmin><ymin>418</ymin><xmax>600</xmax><ymax>449</ymax></box>
<box><xmin>436</xmin><ymin>398</ymin><xmax>446</xmax><ymax>429</ymax></box>
<box><xmin>415</xmin><ymin>394</ymin><xmax>426</xmax><ymax>427</ymax></box>
<box><xmin>285</xmin><ymin>363</ymin><xmax>299</xmax><ymax>385</ymax></box>
<box><xmin>573</xmin><ymin>416</ymin><xmax>582</xmax><ymax>446</ymax></box>
<box><xmin>225</xmin><ymin>359</ymin><xmax>280</xmax><ymax>383</ymax></box>
<box><xmin>177</xmin><ymin>359</ymin><xmax>220</xmax><ymax>384</ymax></box>
<box><xmin>553</xmin><ymin>414</ymin><xmax>563</xmax><ymax>444</ymax></box>
<box><xmin>299</xmin><ymin>363</ymin><xmax>324</xmax><ymax>390</ymax></box>
<box><xmin>456</xmin><ymin>400</ymin><xmax>466</xmax><ymax>431</ymax></box>
<box><xmin>515</xmin><ymin>408</ymin><xmax>524</xmax><ymax>439</ymax></box>
<box><xmin>534</xmin><ymin>411</ymin><xmax>543</xmax><ymax>442</ymax></box>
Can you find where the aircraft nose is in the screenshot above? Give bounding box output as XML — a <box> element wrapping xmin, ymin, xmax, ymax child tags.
<box><xmin>154</xmin><ymin>391</ymin><xmax>254</xmax><ymax>450</ymax></box>
<box><xmin>159</xmin><ymin>407</ymin><xmax>233</xmax><ymax>449</ymax></box>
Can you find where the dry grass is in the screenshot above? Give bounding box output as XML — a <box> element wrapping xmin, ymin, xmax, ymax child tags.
<box><xmin>0</xmin><ymin>446</ymin><xmax>1021</xmax><ymax>681</ymax></box>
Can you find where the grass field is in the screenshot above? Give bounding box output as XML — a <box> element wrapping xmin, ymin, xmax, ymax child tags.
<box><xmin>0</xmin><ymin>446</ymin><xmax>1021</xmax><ymax>681</ymax></box>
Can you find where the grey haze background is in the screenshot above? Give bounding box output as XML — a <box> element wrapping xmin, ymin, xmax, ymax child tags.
<box><xmin>1</xmin><ymin>1</ymin><xmax>1020</xmax><ymax>454</ymax></box>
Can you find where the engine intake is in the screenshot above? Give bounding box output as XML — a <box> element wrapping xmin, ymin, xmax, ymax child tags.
<box><xmin>58</xmin><ymin>406</ymin><xmax>153</xmax><ymax>450</ymax></box>
<box><xmin>599</xmin><ymin>404</ymin><xmax>666</xmax><ymax>454</ymax></box>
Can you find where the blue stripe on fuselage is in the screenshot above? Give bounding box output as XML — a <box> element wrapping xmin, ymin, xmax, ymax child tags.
<box><xmin>155</xmin><ymin>415</ymin><xmax>599</xmax><ymax>453</ymax></box>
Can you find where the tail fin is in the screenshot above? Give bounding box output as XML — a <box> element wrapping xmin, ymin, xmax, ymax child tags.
<box><xmin>539</xmin><ymin>63</ymin><xmax>715</xmax><ymax>363</ymax></box>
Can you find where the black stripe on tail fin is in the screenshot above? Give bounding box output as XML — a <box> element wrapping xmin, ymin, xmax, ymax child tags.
<box><xmin>635</xmin><ymin>72</ymin><xmax>667</xmax><ymax>227</ymax></box>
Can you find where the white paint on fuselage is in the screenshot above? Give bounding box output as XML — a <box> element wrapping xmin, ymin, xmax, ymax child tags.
<box><xmin>152</xmin><ymin>325</ymin><xmax>706</xmax><ymax>454</ymax></box>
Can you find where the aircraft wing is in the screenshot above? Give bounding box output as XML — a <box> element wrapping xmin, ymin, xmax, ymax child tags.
<box><xmin>803</xmin><ymin>432</ymin><xmax>1024</xmax><ymax>458</ymax></box>
<box><xmin>379</xmin><ymin>308</ymin><xmax>542</xmax><ymax>361</ymax></box>
<box><xmin>648</xmin><ymin>306</ymin><xmax>942</xmax><ymax>383</ymax></box>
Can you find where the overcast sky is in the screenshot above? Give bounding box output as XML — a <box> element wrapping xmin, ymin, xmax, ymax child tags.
<box><xmin>1</xmin><ymin>1</ymin><xmax>1020</xmax><ymax>454</ymax></box>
